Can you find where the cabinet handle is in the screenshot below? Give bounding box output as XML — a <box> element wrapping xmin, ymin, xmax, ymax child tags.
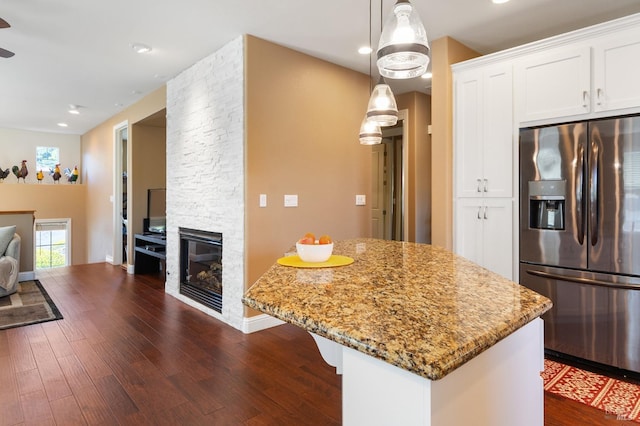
<box><xmin>477</xmin><ymin>207</ymin><xmax>482</xmax><ymax>220</ymax></box>
<box><xmin>477</xmin><ymin>178</ymin><xmax>482</xmax><ymax>192</ymax></box>
<box><xmin>596</xmin><ymin>88</ymin><xmax>603</xmax><ymax>105</ymax></box>
<box><xmin>483</xmin><ymin>206</ymin><xmax>488</xmax><ymax>220</ymax></box>
<box><xmin>582</xmin><ymin>90</ymin><xmax>589</xmax><ymax>108</ymax></box>
<box><xmin>483</xmin><ymin>178</ymin><xmax>488</xmax><ymax>192</ymax></box>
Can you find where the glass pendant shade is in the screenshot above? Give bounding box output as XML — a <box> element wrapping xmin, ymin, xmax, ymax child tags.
<box><xmin>366</xmin><ymin>82</ymin><xmax>398</xmax><ymax>127</ymax></box>
<box><xmin>377</xmin><ymin>0</ymin><xmax>430</xmax><ymax>79</ymax></box>
<box><xmin>359</xmin><ymin>116</ymin><xmax>382</xmax><ymax>145</ymax></box>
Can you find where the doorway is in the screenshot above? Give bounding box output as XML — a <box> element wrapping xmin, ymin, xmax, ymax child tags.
<box><xmin>112</xmin><ymin>121</ymin><xmax>128</xmax><ymax>268</ymax></box>
<box><xmin>371</xmin><ymin>110</ymin><xmax>408</xmax><ymax>241</ymax></box>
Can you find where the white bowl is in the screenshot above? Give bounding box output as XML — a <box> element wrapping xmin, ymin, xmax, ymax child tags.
<box><xmin>296</xmin><ymin>242</ymin><xmax>333</xmax><ymax>263</ymax></box>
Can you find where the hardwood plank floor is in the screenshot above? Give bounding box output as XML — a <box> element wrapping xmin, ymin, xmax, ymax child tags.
<box><xmin>0</xmin><ymin>264</ymin><xmax>628</xmax><ymax>425</ymax></box>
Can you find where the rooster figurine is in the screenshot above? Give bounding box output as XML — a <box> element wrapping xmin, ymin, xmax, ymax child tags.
<box><xmin>12</xmin><ymin>160</ymin><xmax>28</xmax><ymax>183</ymax></box>
<box><xmin>51</xmin><ymin>164</ymin><xmax>62</xmax><ymax>183</ymax></box>
<box><xmin>64</xmin><ymin>166</ymin><xmax>79</xmax><ymax>184</ymax></box>
<box><xmin>0</xmin><ymin>168</ymin><xmax>9</xmax><ymax>182</ymax></box>
<box><xmin>36</xmin><ymin>169</ymin><xmax>44</xmax><ymax>183</ymax></box>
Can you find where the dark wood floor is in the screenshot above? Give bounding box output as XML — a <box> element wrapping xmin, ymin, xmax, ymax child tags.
<box><xmin>0</xmin><ymin>264</ymin><xmax>626</xmax><ymax>425</ymax></box>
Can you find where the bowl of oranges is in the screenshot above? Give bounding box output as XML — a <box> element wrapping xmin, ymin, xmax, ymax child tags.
<box><xmin>296</xmin><ymin>232</ymin><xmax>333</xmax><ymax>262</ymax></box>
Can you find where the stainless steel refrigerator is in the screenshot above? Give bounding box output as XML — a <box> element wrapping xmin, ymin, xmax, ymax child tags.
<box><xmin>519</xmin><ymin>115</ymin><xmax>640</xmax><ymax>374</ymax></box>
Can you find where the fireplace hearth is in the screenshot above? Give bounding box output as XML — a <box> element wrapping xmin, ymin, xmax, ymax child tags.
<box><xmin>179</xmin><ymin>228</ymin><xmax>223</xmax><ymax>313</ymax></box>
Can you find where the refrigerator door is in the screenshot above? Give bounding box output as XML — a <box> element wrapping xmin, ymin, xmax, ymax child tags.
<box><xmin>520</xmin><ymin>124</ymin><xmax>588</xmax><ymax>268</ymax></box>
<box><xmin>520</xmin><ymin>263</ymin><xmax>640</xmax><ymax>373</ymax></box>
<box><xmin>588</xmin><ymin>117</ymin><xmax>640</xmax><ymax>276</ymax></box>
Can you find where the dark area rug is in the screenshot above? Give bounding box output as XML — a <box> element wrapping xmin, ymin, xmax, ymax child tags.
<box><xmin>0</xmin><ymin>280</ymin><xmax>63</xmax><ymax>330</ymax></box>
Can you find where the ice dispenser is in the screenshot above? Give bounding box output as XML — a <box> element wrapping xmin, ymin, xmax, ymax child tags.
<box><xmin>528</xmin><ymin>180</ymin><xmax>566</xmax><ymax>230</ymax></box>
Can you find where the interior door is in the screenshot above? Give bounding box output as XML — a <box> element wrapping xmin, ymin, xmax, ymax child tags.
<box><xmin>371</xmin><ymin>144</ymin><xmax>385</xmax><ymax>239</ymax></box>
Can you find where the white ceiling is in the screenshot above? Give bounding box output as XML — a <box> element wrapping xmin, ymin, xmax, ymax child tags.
<box><xmin>2</xmin><ymin>0</ymin><xmax>640</xmax><ymax>135</ymax></box>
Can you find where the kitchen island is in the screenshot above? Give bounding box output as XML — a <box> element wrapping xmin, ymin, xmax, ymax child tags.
<box><xmin>242</xmin><ymin>239</ymin><xmax>552</xmax><ymax>425</ymax></box>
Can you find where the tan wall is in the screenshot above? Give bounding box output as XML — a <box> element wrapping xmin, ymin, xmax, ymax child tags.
<box><xmin>245</xmin><ymin>36</ymin><xmax>371</xmax><ymax>315</ymax></box>
<box><xmin>396</xmin><ymin>92</ymin><xmax>432</xmax><ymax>243</ymax></box>
<box><xmin>431</xmin><ymin>37</ymin><xmax>479</xmax><ymax>249</ymax></box>
<box><xmin>131</xmin><ymin>116</ymin><xmax>167</xmax><ymax>240</ymax></box>
<box><xmin>1</xmin><ymin>185</ymin><xmax>87</xmax><ymax>266</ymax></box>
<box><xmin>81</xmin><ymin>87</ymin><xmax>166</xmax><ymax>263</ymax></box>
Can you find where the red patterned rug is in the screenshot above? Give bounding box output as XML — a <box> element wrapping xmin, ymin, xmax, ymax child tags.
<box><xmin>543</xmin><ymin>359</ymin><xmax>640</xmax><ymax>423</ymax></box>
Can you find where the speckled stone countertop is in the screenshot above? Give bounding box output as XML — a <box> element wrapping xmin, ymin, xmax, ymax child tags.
<box><xmin>242</xmin><ymin>238</ymin><xmax>552</xmax><ymax>381</ymax></box>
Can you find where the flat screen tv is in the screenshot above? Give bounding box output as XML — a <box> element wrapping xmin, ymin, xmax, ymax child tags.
<box><xmin>147</xmin><ymin>188</ymin><xmax>166</xmax><ymax>234</ymax></box>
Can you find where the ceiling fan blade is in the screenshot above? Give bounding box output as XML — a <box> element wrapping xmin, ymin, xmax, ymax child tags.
<box><xmin>0</xmin><ymin>47</ymin><xmax>15</xmax><ymax>58</ymax></box>
<box><xmin>0</xmin><ymin>18</ymin><xmax>9</xmax><ymax>29</ymax></box>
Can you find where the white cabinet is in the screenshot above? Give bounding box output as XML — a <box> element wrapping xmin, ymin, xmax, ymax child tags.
<box><xmin>593</xmin><ymin>28</ymin><xmax>640</xmax><ymax>112</ymax></box>
<box><xmin>516</xmin><ymin>24</ymin><xmax>640</xmax><ymax>123</ymax></box>
<box><xmin>515</xmin><ymin>46</ymin><xmax>591</xmax><ymax>122</ymax></box>
<box><xmin>455</xmin><ymin>64</ymin><xmax>513</xmax><ymax>198</ymax></box>
<box><xmin>455</xmin><ymin>198</ymin><xmax>513</xmax><ymax>280</ymax></box>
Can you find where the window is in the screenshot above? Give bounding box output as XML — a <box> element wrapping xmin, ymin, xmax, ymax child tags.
<box><xmin>36</xmin><ymin>146</ymin><xmax>60</xmax><ymax>174</ymax></box>
<box><xmin>35</xmin><ymin>219</ymin><xmax>71</xmax><ymax>269</ymax></box>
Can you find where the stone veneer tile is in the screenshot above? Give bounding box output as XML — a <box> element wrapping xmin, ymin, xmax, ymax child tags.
<box><xmin>165</xmin><ymin>36</ymin><xmax>245</xmax><ymax>330</ymax></box>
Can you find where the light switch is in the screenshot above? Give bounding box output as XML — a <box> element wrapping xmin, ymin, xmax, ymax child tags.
<box><xmin>259</xmin><ymin>194</ymin><xmax>267</xmax><ymax>207</ymax></box>
<box><xmin>284</xmin><ymin>194</ymin><xmax>298</xmax><ymax>207</ymax></box>
<box><xmin>356</xmin><ymin>194</ymin><xmax>366</xmax><ymax>206</ymax></box>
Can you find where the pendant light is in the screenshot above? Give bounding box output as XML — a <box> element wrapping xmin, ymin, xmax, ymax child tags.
<box><xmin>366</xmin><ymin>78</ymin><xmax>398</xmax><ymax>126</ymax></box>
<box><xmin>364</xmin><ymin>0</ymin><xmax>398</xmax><ymax>128</ymax></box>
<box><xmin>377</xmin><ymin>0</ymin><xmax>430</xmax><ymax>79</ymax></box>
<box><xmin>360</xmin><ymin>0</ymin><xmax>383</xmax><ymax>144</ymax></box>
<box><xmin>359</xmin><ymin>115</ymin><xmax>382</xmax><ymax>145</ymax></box>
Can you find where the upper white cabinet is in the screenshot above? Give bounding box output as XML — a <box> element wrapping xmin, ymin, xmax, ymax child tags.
<box><xmin>454</xmin><ymin>64</ymin><xmax>513</xmax><ymax>198</ymax></box>
<box><xmin>515</xmin><ymin>22</ymin><xmax>640</xmax><ymax>124</ymax></box>
<box><xmin>515</xmin><ymin>46</ymin><xmax>591</xmax><ymax>122</ymax></box>
<box><xmin>593</xmin><ymin>28</ymin><xmax>640</xmax><ymax>112</ymax></box>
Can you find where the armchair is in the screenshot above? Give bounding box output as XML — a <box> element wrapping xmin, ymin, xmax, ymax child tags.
<box><xmin>0</xmin><ymin>232</ymin><xmax>20</xmax><ymax>297</ymax></box>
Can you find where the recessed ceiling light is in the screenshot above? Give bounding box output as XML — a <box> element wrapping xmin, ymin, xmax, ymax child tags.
<box><xmin>358</xmin><ymin>46</ymin><xmax>373</xmax><ymax>55</ymax></box>
<box><xmin>57</xmin><ymin>122</ymin><xmax>68</xmax><ymax>127</ymax></box>
<box><xmin>131</xmin><ymin>43</ymin><xmax>152</xmax><ymax>54</ymax></box>
<box><xmin>492</xmin><ymin>0</ymin><xmax>510</xmax><ymax>3</ymax></box>
<box><xmin>68</xmin><ymin>104</ymin><xmax>80</xmax><ymax>114</ymax></box>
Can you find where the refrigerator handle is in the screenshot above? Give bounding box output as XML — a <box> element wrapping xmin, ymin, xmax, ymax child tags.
<box><xmin>525</xmin><ymin>269</ymin><xmax>639</xmax><ymax>291</ymax></box>
<box><xmin>576</xmin><ymin>143</ymin><xmax>585</xmax><ymax>245</ymax></box>
<box><xmin>589</xmin><ymin>137</ymin><xmax>600</xmax><ymax>246</ymax></box>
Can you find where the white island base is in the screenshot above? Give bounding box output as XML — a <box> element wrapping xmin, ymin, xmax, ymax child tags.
<box><xmin>311</xmin><ymin>318</ymin><xmax>544</xmax><ymax>426</ymax></box>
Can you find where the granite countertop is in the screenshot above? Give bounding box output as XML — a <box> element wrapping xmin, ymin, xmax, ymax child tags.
<box><xmin>242</xmin><ymin>238</ymin><xmax>552</xmax><ymax>381</ymax></box>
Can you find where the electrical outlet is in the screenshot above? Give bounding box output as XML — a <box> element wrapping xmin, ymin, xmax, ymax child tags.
<box><xmin>356</xmin><ymin>194</ymin><xmax>366</xmax><ymax>206</ymax></box>
<box><xmin>259</xmin><ymin>194</ymin><xmax>267</xmax><ymax>207</ymax></box>
<box><xmin>284</xmin><ymin>194</ymin><xmax>298</xmax><ymax>207</ymax></box>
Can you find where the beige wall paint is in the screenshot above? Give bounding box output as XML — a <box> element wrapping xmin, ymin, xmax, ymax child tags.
<box><xmin>2</xmin><ymin>185</ymin><xmax>87</xmax><ymax>265</ymax></box>
<box><xmin>81</xmin><ymin>87</ymin><xmax>166</xmax><ymax>263</ymax></box>
<box><xmin>245</xmin><ymin>36</ymin><xmax>371</xmax><ymax>313</ymax></box>
<box><xmin>430</xmin><ymin>37</ymin><xmax>479</xmax><ymax>249</ymax></box>
<box><xmin>131</xmin><ymin>115</ymin><xmax>167</xmax><ymax>240</ymax></box>
<box><xmin>396</xmin><ymin>92</ymin><xmax>432</xmax><ymax>243</ymax></box>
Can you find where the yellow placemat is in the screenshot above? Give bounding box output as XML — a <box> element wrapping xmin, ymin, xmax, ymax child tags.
<box><xmin>277</xmin><ymin>255</ymin><xmax>354</xmax><ymax>268</ymax></box>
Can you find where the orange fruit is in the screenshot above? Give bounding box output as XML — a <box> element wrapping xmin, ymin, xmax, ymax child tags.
<box><xmin>318</xmin><ymin>235</ymin><xmax>332</xmax><ymax>245</ymax></box>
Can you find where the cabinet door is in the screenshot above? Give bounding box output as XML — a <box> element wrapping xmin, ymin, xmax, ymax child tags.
<box><xmin>593</xmin><ymin>28</ymin><xmax>640</xmax><ymax>112</ymax></box>
<box><xmin>516</xmin><ymin>46</ymin><xmax>591</xmax><ymax>122</ymax></box>
<box><xmin>454</xmin><ymin>71</ymin><xmax>484</xmax><ymax>198</ymax></box>
<box><xmin>481</xmin><ymin>199</ymin><xmax>513</xmax><ymax>280</ymax></box>
<box><xmin>454</xmin><ymin>198</ymin><xmax>484</xmax><ymax>266</ymax></box>
<box><xmin>482</xmin><ymin>66</ymin><xmax>513</xmax><ymax>198</ymax></box>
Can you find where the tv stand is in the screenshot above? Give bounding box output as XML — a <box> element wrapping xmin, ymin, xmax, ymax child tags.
<box><xmin>134</xmin><ymin>233</ymin><xmax>166</xmax><ymax>276</ymax></box>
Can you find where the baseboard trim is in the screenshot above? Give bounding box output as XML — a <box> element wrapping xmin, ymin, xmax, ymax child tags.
<box><xmin>242</xmin><ymin>314</ymin><xmax>284</xmax><ymax>334</ymax></box>
<box><xmin>105</xmin><ymin>255</ymin><xmax>114</xmax><ymax>264</ymax></box>
<box><xmin>19</xmin><ymin>271</ymin><xmax>35</xmax><ymax>282</ymax></box>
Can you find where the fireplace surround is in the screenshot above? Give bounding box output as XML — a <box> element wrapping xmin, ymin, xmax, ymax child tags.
<box><xmin>179</xmin><ymin>228</ymin><xmax>223</xmax><ymax>313</ymax></box>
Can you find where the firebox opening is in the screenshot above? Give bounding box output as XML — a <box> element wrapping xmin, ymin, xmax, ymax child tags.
<box><xmin>179</xmin><ymin>228</ymin><xmax>223</xmax><ymax>313</ymax></box>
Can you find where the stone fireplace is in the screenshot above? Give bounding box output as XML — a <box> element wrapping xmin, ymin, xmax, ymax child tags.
<box><xmin>179</xmin><ymin>228</ymin><xmax>223</xmax><ymax>313</ymax></box>
<box><xmin>164</xmin><ymin>35</ymin><xmax>246</xmax><ymax>331</ymax></box>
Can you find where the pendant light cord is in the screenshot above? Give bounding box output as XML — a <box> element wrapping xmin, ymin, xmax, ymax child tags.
<box><xmin>369</xmin><ymin>0</ymin><xmax>373</xmax><ymax>92</ymax></box>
